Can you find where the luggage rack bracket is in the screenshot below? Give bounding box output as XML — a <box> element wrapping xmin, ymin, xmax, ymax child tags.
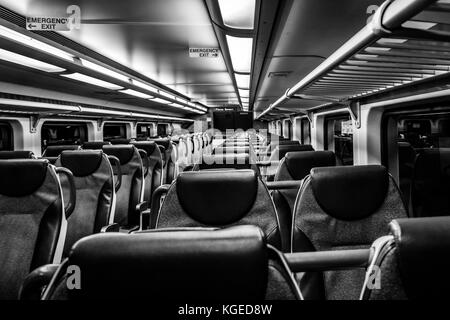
<box><xmin>30</xmin><ymin>114</ymin><xmax>43</xmax><ymax>133</ymax></box>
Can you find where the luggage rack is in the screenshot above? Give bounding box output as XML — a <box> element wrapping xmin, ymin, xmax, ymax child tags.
<box><xmin>257</xmin><ymin>0</ymin><xmax>450</xmax><ymax>120</ymax></box>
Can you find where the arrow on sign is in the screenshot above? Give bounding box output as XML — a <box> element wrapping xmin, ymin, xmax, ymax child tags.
<box><xmin>28</xmin><ymin>24</ymin><xmax>36</xmax><ymax>29</ymax></box>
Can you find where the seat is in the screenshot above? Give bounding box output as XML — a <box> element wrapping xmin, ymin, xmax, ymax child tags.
<box><xmin>150</xmin><ymin>138</ymin><xmax>175</xmax><ymax>183</ymax></box>
<box><xmin>152</xmin><ymin>170</ymin><xmax>283</xmax><ymax>249</ymax></box>
<box><xmin>54</xmin><ymin>150</ymin><xmax>117</xmax><ymax>257</ymax></box>
<box><xmin>398</xmin><ymin>141</ymin><xmax>416</xmax><ymax>207</ymax></box>
<box><xmin>292</xmin><ymin>165</ymin><xmax>408</xmax><ymax>300</ymax></box>
<box><xmin>193</xmin><ymin>153</ymin><xmax>259</xmax><ymax>173</ymax></box>
<box><xmin>0</xmin><ymin>151</ymin><xmax>35</xmax><ymax>159</ymax></box>
<box><xmin>131</xmin><ymin>142</ymin><xmax>163</xmax><ymax>205</ymax></box>
<box><xmin>362</xmin><ymin>217</ymin><xmax>450</xmax><ymax>300</ymax></box>
<box><xmin>42</xmin><ymin>226</ymin><xmax>301</xmax><ymax>300</ymax></box>
<box><xmin>213</xmin><ymin>146</ymin><xmax>250</xmax><ymax>154</ymax></box>
<box><xmin>0</xmin><ymin>160</ymin><xmax>73</xmax><ymax>299</ymax></box>
<box><xmin>410</xmin><ymin>148</ymin><xmax>450</xmax><ymax>217</ymax></box>
<box><xmin>272</xmin><ymin>151</ymin><xmax>336</xmax><ymax>251</ymax></box>
<box><xmin>42</xmin><ymin>145</ymin><xmax>80</xmax><ymax>163</ymax></box>
<box><xmin>109</xmin><ymin>138</ymin><xmax>131</xmax><ymax>145</ymax></box>
<box><xmin>82</xmin><ymin>141</ymin><xmax>111</xmax><ymax>149</ymax></box>
<box><xmin>102</xmin><ymin>145</ymin><xmax>144</xmax><ymax>229</ymax></box>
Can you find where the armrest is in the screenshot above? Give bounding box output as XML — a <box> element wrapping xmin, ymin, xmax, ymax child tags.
<box><xmin>136</xmin><ymin>200</ymin><xmax>148</xmax><ymax>213</ymax></box>
<box><xmin>41</xmin><ymin>156</ymin><xmax>58</xmax><ymax>164</ymax></box>
<box><xmin>54</xmin><ymin>167</ymin><xmax>76</xmax><ymax>219</ymax></box>
<box><xmin>266</xmin><ymin>180</ymin><xmax>303</xmax><ymax>190</ymax></box>
<box><xmin>147</xmin><ymin>184</ymin><xmax>171</xmax><ymax>229</ymax></box>
<box><xmin>101</xmin><ymin>223</ymin><xmax>120</xmax><ymax>232</ymax></box>
<box><xmin>19</xmin><ymin>264</ymin><xmax>60</xmax><ymax>300</ymax></box>
<box><xmin>108</xmin><ymin>155</ymin><xmax>122</xmax><ymax>192</ymax></box>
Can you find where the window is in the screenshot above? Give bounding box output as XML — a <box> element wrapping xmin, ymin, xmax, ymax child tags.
<box><xmin>157</xmin><ymin>123</ymin><xmax>172</xmax><ymax>137</ymax></box>
<box><xmin>0</xmin><ymin>122</ymin><xmax>13</xmax><ymax>151</ymax></box>
<box><xmin>301</xmin><ymin>118</ymin><xmax>311</xmax><ymax>145</ymax></box>
<box><xmin>103</xmin><ymin>123</ymin><xmax>127</xmax><ymax>141</ymax></box>
<box><xmin>41</xmin><ymin>122</ymin><xmax>87</xmax><ymax>151</ymax></box>
<box><xmin>136</xmin><ymin>123</ymin><xmax>154</xmax><ymax>140</ymax></box>
<box><xmin>325</xmin><ymin>114</ymin><xmax>353</xmax><ymax>165</ymax></box>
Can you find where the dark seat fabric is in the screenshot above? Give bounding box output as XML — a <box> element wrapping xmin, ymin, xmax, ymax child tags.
<box><xmin>292</xmin><ymin>165</ymin><xmax>408</xmax><ymax>300</ymax></box>
<box><xmin>271</xmin><ymin>145</ymin><xmax>314</xmax><ymax>161</ymax></box>
<box><xmin>411</xmin><ymin>148</ymin><xmax>450</xmax><ymax>217</ymax></box>
<box><xmin>398</xmin><ymin>142</ymin><xmax>416</xmax><ymax>208</ymax></box>
<box><xmin>363</xmin><ymin>217</ymin><xmax>450</xmax><ymax>300</ymax></box>
<box><xmin>131</xmin><ymin>142</ymin><xmax>163</xmax><ymax>205</ymax></box>
<box><xmin>42</xmin><ymin>145</ymin><xmax>80</xmax><ymax>157</ymax></box>
<box><xmin>0</xmin><ymin>160</ymin><xmax>66</xmax><ymax>299</ymax></box>
<box><xmin>109</xmin><ymin>138</ymin><xmax>130</xmax><ymax>145</ymax></box>
<box><xmin>193</xmin><ymin>154</ymin><xmax>259</xmax><ymax>173</ymax></box>
<box><xmin>0</xmin><ymin>151</ymin><xmax>35</xmax><ymax>159</ymax></box>
<box><xmin>82</xmin><ymin>141</ymin><xmax>111</xmax><ymax>149</ymax></box>
<box><xmin>102</xmin><ymin>145</ymin><xmax>144</xmax><ymax>228</ymax></box>
<box><xmin>55</xmin><ymin>150</ymin><xmax>115</xmax><ymax>257</ymax></box>
<box><xmin>154</xmin><ymin>170</ymin><xmax>283</xmax><ymax>249</ymax></box>
<box><xmin>43</xmin><ymin>226</ymin><xmax>301</xmax><ymax>300</ymax></box>
<box><xmin>272</xmin><ymin>151</ymin><xmax>336</xmax><ymax>252</ymax></box>
<box><xmin>150</xmin><ymin>139</ymin><xmax>175</xmax><ymax>183</ymax></box>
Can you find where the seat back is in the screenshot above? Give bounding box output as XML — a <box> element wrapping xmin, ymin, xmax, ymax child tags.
<box><xmin>0</xmin><ymin>151</ymin><xmax>35</xmax><ymax>159</ymax></box>
<box><xmin>0</xmin><ymin>160</ymin><xmax>67</xmax><ymax>299</ymax></box>
<box><xmin>109</xmin><ymin>138</ymin><xmax>131</xmax><ymax>145</ymax></box>
<box><xmin>82</xmin><ymin>141</ymin><xmax>111</xmax><ymax>149</ymax></box>
<box><xmin>42</xmin><ymin>145</ymin><xmax>80</xmax><ymax>157</ymax></box>
<box><xmin>362</xmin><ymin>217</ymin><xmax>450</xmax><ymax>300</ymax></box>
<box><xmin>194</xmin><ymin>153</ymin><xmax>259</xmax><ymax>173</ymax></box>
<box><xmin>269</xmin><ymin>144</ymin><xmax>314</xmax><ymax>162</ymax></box>
<box><xmin>292</xmin><ymin>165</ymin><xmax>407</xmax><ymax>300</ymax></box>
<box><xmin>55</xmin><ymin>150</ymin><xmax>115</xmax><ymax>257</ymax></box>
<box><xmin>273</xmin><ymin>151</ymin><xmax>336</xmax><ymax>251</ymax></box>
<box><xmin>411</xmin><ymin>148</ymin><xmax>450</xmax><ymax>217</ymax></box>
<box><xmin>102</xmin><ymin>145</ymin><xmax>144</xmax><ymax>227</ymax></box>
<box><xmin>154</xmin><ymin>170</ymin><xmax>283</xmax><ymax>249</ymax></box>
<box><xmin>131</xmin><ymin>142</ymin><xmax>163</xmax><ymax>205</ymax></box>
<box><xmin>43</xmin><ymin>226</ymin><xmax>301</xmax><ymax>300</ymax></box>
<box><xmin>150</xmin><ymin>139</ymin><xmax>175</xmax><ymax>183</ymax></box>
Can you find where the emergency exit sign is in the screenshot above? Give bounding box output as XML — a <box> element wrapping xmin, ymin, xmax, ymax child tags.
<box><xmin>189</xmin><ymin>48</ymin><xmax>220</xmax><ymax>58</ymax></box>
<box><xmin>26</xmin><ymin>16</ymin><xmax>70</xmax><ymax>31</ymax></box>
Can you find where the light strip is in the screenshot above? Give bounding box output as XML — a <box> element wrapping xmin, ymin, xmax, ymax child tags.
<box><xmin>235</xmin><ymin>74</ymin><xmax>250</xmax><ymax>89</ymax></box>
<box><xmin>0</xmin><ymin>25</ymin><xmax>74</xmax><ymax>61</ymax></box>
<box><xmin>120</xmin><ymin>89</ymin><xmax>154</xmax><ymax>99</ymax></box>
<box><xmin>226</xmin><ymin>35</ymin><xmax>253</xmax><ymax>73</ymax></box>
<box><xmin>132</xmin><ymin>80</ymin><xmax>159</xmax><ymax>94</ymax></box>
<box><xmin>0</xmin><ymin>48</ymin><xmax>65</xmax><ymax>72</ymax></box>
<box><xmin>150</xmin><ymin>98</ymin><xmax>172</xmax><ymax>104</ymax></box>
<box><xmin>61</xmin><ymin>73</ymin><xmax>123</xmax><ymax>90</ymax></box>
<box><xmin>218</xmin><ymin>0</ymin><xmax>256</xmax><ymax>29</ymax></box>
<box><xmin>81</xmin><ymin>58</ymin><xmax>130</xmax><ymax>83</ymax></box>
<box><xmin>239</xmin><ymin>89</ymin><xmax>249</xmax><ymax>98</ymax></box>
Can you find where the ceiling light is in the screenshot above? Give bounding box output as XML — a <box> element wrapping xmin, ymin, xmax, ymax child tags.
<box><xmin>226</xmin><ymin>35</ymin><xmax>253</xmax><ymax>73</ymax></box>
<box><xmin>120</xmin><ymin>89</ymin><xmax>154</xmax><ymax>99</ymax></box>
<box><xmin>218</xmin><ymin>0</ymin><xmax>256</xmax><ymax>29</ymax></box>
<box><xmin>235</xmin><ymin>74</ymin><xmax>250</xmax><ymax>89</ymax></box>
<box><xmin>81</xmin><ymin>58</ymin><xmax>130</xmax><ymax>83</ymax></box>
<box><xmin>150</xmin><ymin>98</ymin><xmax>172</xmax><ymax>104</ymax></box>
<box><xmin>61</xmin><ymin>73</ymin><xmax>123</xmax><ymax>90</ymax></box>
<box><xmin>0</xmin><ymin>48</ymin><xmax>65</xmax><ymax>72</ymax></box>
<box><xmin>239</xmin><ymin>89</ymin><xmax>249</xmax><ymax>98</ymax></box>
<box><xmin>0</xmin><ymin>25</ymin><xmax>74</xmax><ymax>61</ymax></box>
<box><xmin>159</xmin><ymin>90</ymin><xmax>176</xmax><ymax>100</ymax></box>
<box><xmin>133</xmin><ymin>80</ymin><xmax>159</xmax><ymax>94</ymax></box>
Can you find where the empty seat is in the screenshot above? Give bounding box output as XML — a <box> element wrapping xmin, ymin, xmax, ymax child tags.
<box><xmin>102</xmin><ymin>145</ymin><xmax>144</xmax><ymax>229</ymax></box>
<box><xmin>272</xmin><ymin>151</ymin><xmax>336</xmax><ymax>251</ymax></box>
<box><xmin>292</xmin><ymin>165</ymin><xmax>408</xmax><ymax>300</ymax></box>
<box><xmin>42</xmin><ymin>226</ymin><xmax>301</xmax><ymax>300</ymax></box>
<box><xmin>411</xmin><ymin>148</ymin><xmax>450</xmax><ymax>217</ymax></box>
<box><xmin>82</xmin><ymin>141</ymin><xmax>111</xmax><ymax>149</ymax></box>
<box><xmin>193</xmin><ymin>153</ymin><xmax>259</xmax><ymax>173</ymax></box>
<box><xmin>0</xmin><ymin>151</ymin><xmax>35</xmax><ymax>159</ymax></box>
<box><xmin>152</xmin><ymin>170</ymin><xmax>283</xmax><ymax>249</ymax></box>
<box><xmin>0</xmin><ymin>160</ymin><xmax>73</xmax><ymax>299</ymax></box>
<box><xmin>55</xmin><ymin>150</ymin><xmax>117</xmax><ymax>257</ymax></box>
<box><xmin>150</xmin><ymin>139</ymin><xmax>175</xmax><ymax>183</ymax></box>
<box><xmin>109</xmin><ymin>138</ymin><xmax>131</xmax><ymax>145</ymax></box>
<box><xmin>131</xmin><ymin>141</ymin><xmax>163</xmax><ymax>205</ymax></box>
<box><xmin>42</xmin><ymin>145</ymin><xmax>80</xmax><ymax>157</ymax></box>
<box><xmin>362</xmin><ymin>217</ymin><xmax>450</xmax><ymax>300</ymax></box>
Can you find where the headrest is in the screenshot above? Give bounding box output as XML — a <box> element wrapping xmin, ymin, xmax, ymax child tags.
<box><xmin>131</xmin><ymin>141</ymin><xmax>157</xmax><ymax>156</ymax></box>
<box><xmin>43</xmin><ymin>145</ymin><xmax>80</xmax><ymax>157</ymax></box>
<box><xmin>150</xmin><ymin>139</ymin><xmax>171</xmax><ymax>150</ymax></box>
<box><xmin>176</xmin><ymin>170</ymin><xmax>258</xmax><ymax>225</ymax></box>
<box><xmin>67</xmin><ymin>225</ymin><xmax>268</xmax><ymax>300</ymax></box>
<box><xmin>82</xmin><ymin>141</ymin><xmax>111</xmax><ymax>150</ymax></box>
<box><xmin>213</xmin><ymin>146</ymin><xmax>250</xmax><ymax>154</ymax></box>
<box><xmin>284</xmin><ymin>151</ymin><xmax>336</xmax><ymax>180</ymax></box>
<box><xmin>199</xmin><ymin>154</ymin><xmax>250</xmax><ymax>170</ymax></box>
<box><xmin>60</xmin><ymin>150</ymin><xmax>103</xmax><ymax>177</ymax></box>
<box><xmin>0</xmin><ymin>151</ymin><xmax>34</xmax><ymax>159</ymax></box>
<box><xmin>310</xmin><ymin>165</ymin><xmax>389</xmax><ymax>220</ymax></box>
<box><xmin>109</xmin><ymin>138</ymin><xmax>130</xmax><ymax>145</ymax></box>
<box><xmin>0</xmin><ymin>160</ymin><xmax>49</xmax><ymax>197</ymax></box>
<box><xmin>389</xmin><ymin>217</ymin><xmax>450</xmax><ymax>299</ymax></box>
<box><xmin>102</xmin><ymin>145</ymin><xmax>136</xmax><ymax>165</ymax></box>
<box><xmin>276</xmin><ymin>144</ymin><xmax>314</xmax><ymax>159</ymax></box>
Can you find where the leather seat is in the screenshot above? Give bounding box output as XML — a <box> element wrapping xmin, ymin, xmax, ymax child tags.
<box><xmin>362</xmin><ymin>217</ymin><xmax>450</xmax><ymax>300</ymax></box>
<box><xmin>42</xmin><ymin>226</ymin><xmax>301</xmax><ymax>300</ymax></box>
<box><xmin>55</xmin><ymin>150</ymin><xmax>116</xmax><ymax>257</ymax></box>
<box><xmin>109</xmin><ymin>138</ymin><xmax>131</xmax><ymax>145</ymax></box>
<box><xmin>150</xmin><ymin>139</ymin><xmax>175</xmax><ymax>183</ymax></box>
<box><xmin>292</xmin><ymin>165</ymin><xmax>408</xmax><ymax>300</ymax></box>
<box><xmin>0</xmin><ymin>151</ymin><xmax>35</xmax><ymax>159</ymax></box>
<box><xmin>131</xmin><ymin>142</ymin><xmax>163</xmax><ymax>205</ymax></box>
<box><xmin>262</xmin><ymin>145</ymin><xmax>315</xmax><ymax>180</ymax></box>
<box><xmin>42</xmin><ymin>145</ymin><xmax>80</xmax><ymax>163</ymax></box>
<box><xmin>153</xmin><ymin>170</ymin><xmax>283</xmax><ymax>249</ymax></box>
<box><xmin>82</xmin><ymin>141</ymin><xmax>111</xmax><ymax>149</ymax></box>
<box><xmin>272</xmin><ymin>151</ymin><xmax>336</xmax><ymax>251</ymax></box>
<box><xmin>102</xmin><ymin>145</ymin><xmax>144</xmax><ymax>229</ymax></box>
<box><xmin>0</xmin><ymin>160</ymin><xmax>71</xmax><ymax>299</ymax></box>
<box><xmin>193</xmin><ymin>153</ymin><xmax>259</xmax><ymax>173</ymax></box>
<box><xmin>410</xmin><ymin>148</ymin><xmax>450</xmax><ymax>217</ymax></box>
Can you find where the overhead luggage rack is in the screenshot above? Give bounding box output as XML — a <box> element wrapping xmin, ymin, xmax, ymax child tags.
<box><xmin>257</xmin><ymin>0</ymin><xmax>450</xmax><ymax>120</ymax></box>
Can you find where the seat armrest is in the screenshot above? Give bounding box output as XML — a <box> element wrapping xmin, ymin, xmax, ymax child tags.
<box><xmin>101</xmin><ymin>223</ymin><xmax>120</xmax><ymax>232</ymax></box>
<box><xmin>19</xmin><ymin>264</ymin><xmax>60</xmax><ymax>300</ymax></box>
